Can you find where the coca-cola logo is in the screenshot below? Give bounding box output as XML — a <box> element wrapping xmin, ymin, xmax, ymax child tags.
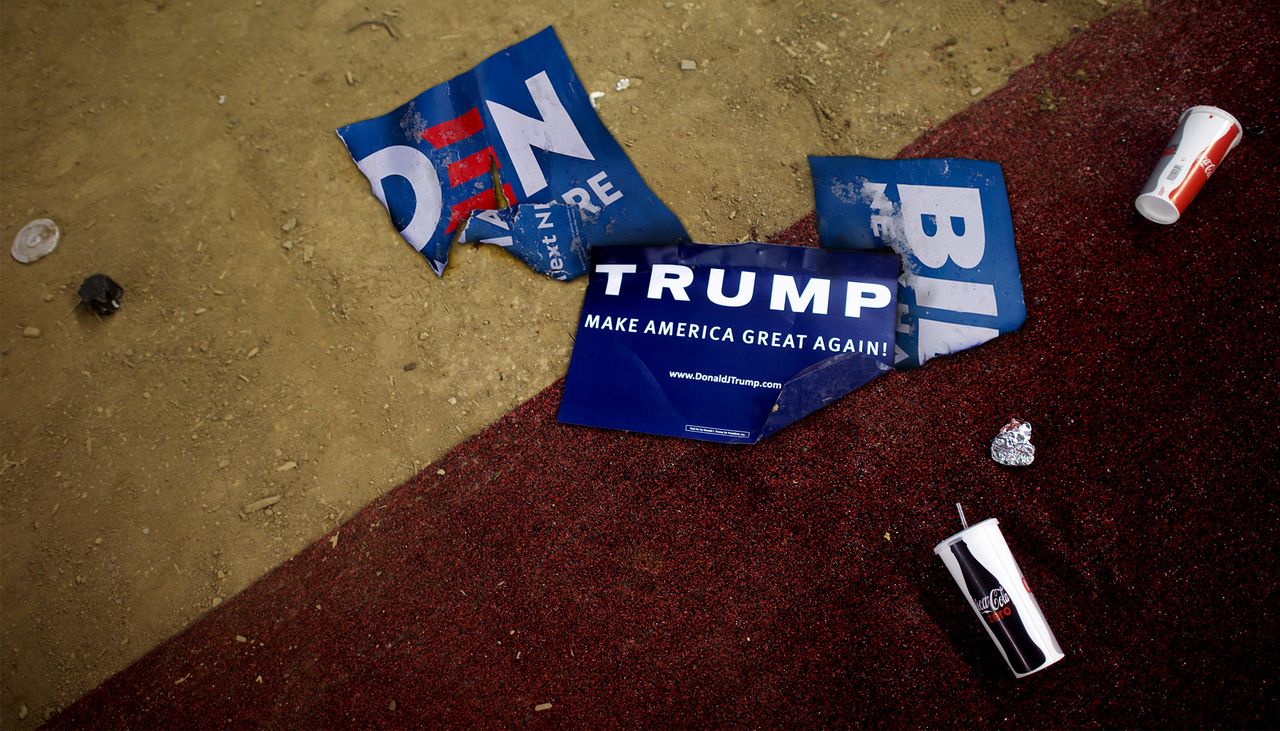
<box><xmin>977</xmin><ymin>586</ymin><xmax>1010</xmax><ymax>615</ymax></box>
<box><xmin>1198</xmin><ymin>157</ymin><xmax>1217</xmax><ymax>176</ymax></box>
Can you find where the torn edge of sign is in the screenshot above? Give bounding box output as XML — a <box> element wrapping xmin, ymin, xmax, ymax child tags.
<box><xmin>458</xmin><ymin>202</ymin><xmax>591</xmax><ymax>281</ymax></box>
<box><xmin>758</xmin><ymin>351</ymin><xmax>892</xmax><ymax>439</ymax></box>
<box><xmin>809</xmin><ymin>156</ymin><xmax>1026</xmax><ymax>370</ymax></box>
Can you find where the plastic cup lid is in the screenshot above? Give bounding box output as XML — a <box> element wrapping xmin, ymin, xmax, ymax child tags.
<box><xmin>933</xmin><ymin>517</ymin><xmax>1000</xmax><ymax>555</ymax></box>
<box><xmin>11</xmin><ymin>219</ymin><xmax>60</xmax><ymax>263</ymax></box>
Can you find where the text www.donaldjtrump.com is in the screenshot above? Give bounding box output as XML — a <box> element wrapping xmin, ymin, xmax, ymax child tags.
<box><xmin>668</xmin><ymin>370</ymin><xmax>783</xmax><ymax>390</ymax></box>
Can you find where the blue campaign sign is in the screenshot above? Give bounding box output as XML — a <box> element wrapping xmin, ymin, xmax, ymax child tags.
<box><xmin>558</xmin><ymin>243</ymin><xmax>900</xmax><ymax>444</ymax></box>
<box><xmin>810</xmin><ymin>157</ymin><xmax>1026</xmax><ymax>368</ymax></box>
<box><xmin>336</xmin><ymin>27</ymin><xmax>687</xmax><ymax>276</ymax></box>
<box><xmin>457</xmin><ymin>202</ymin><xmax>590</xmax><ymax>281</ymax></box>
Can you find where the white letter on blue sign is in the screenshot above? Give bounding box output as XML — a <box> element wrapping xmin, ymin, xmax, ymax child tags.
<box><xmin>769</xmin><ymin>275</ymin><xmax>830</xmax><ymax>315</ymax></box>
<box><xmin>897</xmin><ymin>183</ymin><xmax>1002</xmax><ymax>365</ymax></box>
<box><xmin>648</xmin><ymin>265</ymin><xmax>694</xmax><ymax>301</ymax></box>
<box><xmin>355</xmin><ymin>145</ymin><xmax>442</xmax><ymax>252</ymax></box>
<box><xmin>898</xmin><ymin>184</ymin><xmax>985</xmax><ymax>269</ymax></box>
<box><xmin>487</xmin><ymin>71</ymin><xmax>595</xmax><ymax>197</ymax></box>
<box><xmin>596</xmin><ymin>264</ymin><xmax>637</xmax><ymax>295</ymax></box>
<box><xmin>844</xmin><ymin>282</ymin><xmax>893</xmax><ymax>318</ymax></box>
<box><xmin>707</xmin><ymin>269</ymin><xmax>756</xmax><ymax>307</ymax></box>
<box><xmin>906</xmin><ymin>274</ymin><xmax>998</xmax><ymax>316</ymax></box>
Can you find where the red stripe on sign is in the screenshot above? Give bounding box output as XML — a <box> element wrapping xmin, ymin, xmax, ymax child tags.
<box><xmin>448</xmin><ymin>147</ymin><xmax>498</xmax><ymax>187</ymax></box>
<box><xmin>422</xmin><ymin>108</ymin><xmax>484</xmax><ymax>148</ymax></box>
<box><xmin>444</xmin><ymin>182</ymin><xmax>517</xmax><ymax>233</ymax></box>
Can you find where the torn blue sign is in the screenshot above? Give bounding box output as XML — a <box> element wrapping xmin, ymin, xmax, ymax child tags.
<box><xmin>458</xmin><ymin>203</ymin><xmax>590</xmax><ymax>280</ymax></box>
<box><xmin>810</xmin><ymin>157</ymin><xmax>1026</xmax><ymax>368</ymax></box>
<box><xmin>558</xmin><ymin>243</ymin><xmax>900</xmax><ymax>444</ymax></box>
<box><xmin>336</xmin><ymin>27</ymin><xmax>687</xmax><ymax>276</ymax></box>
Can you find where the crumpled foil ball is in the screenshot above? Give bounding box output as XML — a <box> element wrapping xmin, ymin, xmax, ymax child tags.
<box><xmin>991</xmin><ymin>418</ymin><xmax>1035</xmax><ymax>467</ymax></box>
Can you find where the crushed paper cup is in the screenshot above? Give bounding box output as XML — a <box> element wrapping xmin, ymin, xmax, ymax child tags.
<box><xmin>1136</xmin><ymin>106</ymin><xmax>1242</xmax><ymax>225</ymax></box>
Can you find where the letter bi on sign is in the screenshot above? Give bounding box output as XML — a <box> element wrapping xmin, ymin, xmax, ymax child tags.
<box><xmin>336</xmin><ymin>27</ymin><xmax>687</xmax><ymax>276</ymax></box>
<box><xmin>809</xmin><ymin>156</ymin><xmax>1027</xmax><ymax>368</ymax></box>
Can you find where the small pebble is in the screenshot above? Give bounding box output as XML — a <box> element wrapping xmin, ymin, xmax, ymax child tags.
<box><xmin>235</xmin><ymin>635</ymin><xmax>247</xmax><ymax>643</ymax></box>
<box><xmin>535</xmin><ymin>703</ymin><xmax>553</xmax><ymax>712</ymax></box>
<box><xmin>679</xmin><ymin>59</ymin><xmax>697</xmax><ymax>70</ymax></box>
<box><xmin>403</xmin><ymin>362</ymin><xmax>417</xmax><ymax>372</ymax></box>
<box><xmin>388</xmin><ymin>700</ymin><xmax>397</xmax><ymax>711</ymax></box>
<box><xmin>447</xmin><ymin>397</ymin><xmax>458</xmax><ymax>405</ymax></box>
<box><xmin>281</xmin><ymin>217</ymin><xmax>297</xmax><ymax>233</ymax></box>
<box><xmin>22</xmin><ymin>326</ymin><xmax>40</xmax><ymax>338</ymax></box>
<box><xmin>436</xmin><ymin>468</ymin><xmax>446</xmax><ymax>476</ymax></box>
<box><xmin>970</xmin><ymin>86</ymin><xmax>983</xmax><ymax>96</ymax></box>
<box><xmin>243</xmin><ymin>495</ymin><xmax>281</xmax><ymax>512</ymax></box>
<box><xmin>417</xmin><ymin>331</ymin><xmax>429</xmax><ymax>341</ymax></box>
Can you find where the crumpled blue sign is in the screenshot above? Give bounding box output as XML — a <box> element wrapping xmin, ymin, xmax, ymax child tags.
<box><xmin>558</xmin><ymin>243</ymin><xmax>900</xmax><ymax>444</ymax></box>
<box><xmin>810</xmin><ymin>157</ymin><xmax>1026</xmax><ymax>368</ymax></box>
<box><xmin>336</xmin><ymin>26</ymin><xmax>687</xmax><ymax>276</ymax></box>
<box><xmin>458</xmin><ymin>203</ymin><xmax>589</xmax><ymax>281</ymax></box>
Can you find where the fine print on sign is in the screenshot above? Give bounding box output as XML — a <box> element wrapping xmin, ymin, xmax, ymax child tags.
<box><xmin>558</xmin><ymin>243</ymin><xmax>900</xmax><ymax>444</ymax></box>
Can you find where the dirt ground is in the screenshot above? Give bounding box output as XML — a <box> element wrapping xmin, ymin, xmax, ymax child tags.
<box><xmin>0</xmin><ymin>0</ymin><xmax>1111</xmax><ymax>723</ymax></box>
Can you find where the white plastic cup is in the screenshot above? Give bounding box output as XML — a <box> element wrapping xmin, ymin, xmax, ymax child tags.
<box><xmin>934</xmin><ymin>515</ymin><xmax>1065</xmax><ymax>678</ymax></box>
<box><xmin>1135</xmin><ymin>106</ymin><xmax>1242</xmax><ymax>224</ymax></box>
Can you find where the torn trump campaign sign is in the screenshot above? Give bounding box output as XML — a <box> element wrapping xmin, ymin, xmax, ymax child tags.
<box><xmin>810</xmin><ymin>157</ymin><xmax>1026</xmax><ymax>368</ymax></box>
<box><xmin>558</xmin><ymin>243</ymin><xmax>899</xmax><ymax>444</ymax></box>
<box><xmin>458</xmin><ymin>203</ymin><xmax>590</xmax><ymax>281</ymax></box>
<box><xmin>336</xmin><ymin>27</ymin><xmax>687</xmax><ymax>276</ymax></box>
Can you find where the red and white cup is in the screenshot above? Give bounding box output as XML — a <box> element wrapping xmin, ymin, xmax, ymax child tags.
<box><xmin>1135</xmin><ymin>105</ymin><xmax>1242</xmax><ymax>224</ymax></box>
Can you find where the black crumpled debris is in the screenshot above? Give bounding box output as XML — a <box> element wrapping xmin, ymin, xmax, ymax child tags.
<box><xmin>78</xmin><ymin>274</ymin><xmax>123</xmax><ymax>315</ymax></box>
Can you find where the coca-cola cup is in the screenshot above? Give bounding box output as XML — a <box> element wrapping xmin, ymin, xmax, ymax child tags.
<box><xmin>1135</xmin><ymin>105</ymin><xmax>1243</xmax><ymax>224</ymax></box>
<box><xmin>934</xmin><ymin>505</ymin><xmax>1064</xmax><ymax>678</ymax></box>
